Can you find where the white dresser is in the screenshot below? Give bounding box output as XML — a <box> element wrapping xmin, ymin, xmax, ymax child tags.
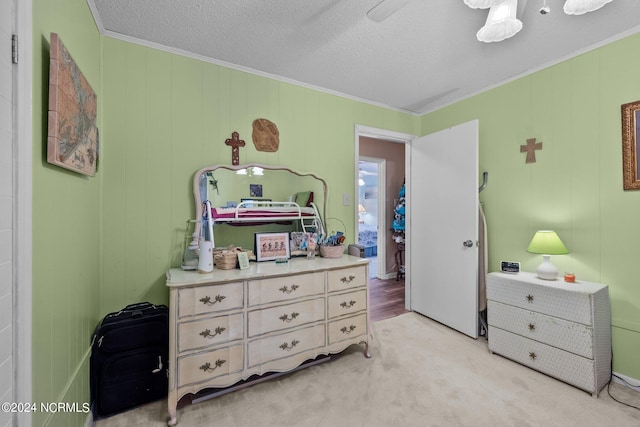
<box><xmin>486</xmin><ymin>272</ymin><xmax>611</xmax><ymax>396</ymax></box>
<box><xmin>165</xmin><ymin>256</ymin><xmax>370</xmax><ymax>425</ymax></box>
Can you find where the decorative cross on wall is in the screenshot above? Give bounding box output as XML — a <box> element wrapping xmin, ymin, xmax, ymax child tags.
<box><xmin>225</xmin><ymin>131</ymin><xmax>245</xmax><ymax>165</ymax></box>
<box><xmin>520</xmin><ymin>138</ymin><xmax>543</xmax><ymax>163</ymax></box>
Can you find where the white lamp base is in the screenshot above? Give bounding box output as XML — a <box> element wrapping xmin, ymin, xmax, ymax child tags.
<box><xmin>536</xmin><ymin>255</ymin><xmax>558</xmax><ymax>280</ymax></box>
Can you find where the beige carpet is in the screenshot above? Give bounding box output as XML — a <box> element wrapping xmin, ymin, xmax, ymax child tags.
<box><xmin>95</xmin><ymin>312</ymin><xmax>640</xmax><ymax>427</ymax></box>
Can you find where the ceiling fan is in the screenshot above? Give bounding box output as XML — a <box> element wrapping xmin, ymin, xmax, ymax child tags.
<box><xmin>367</xmin><ymin>0</ymin><xmax>615</xmax><ymax>42</ymax></box>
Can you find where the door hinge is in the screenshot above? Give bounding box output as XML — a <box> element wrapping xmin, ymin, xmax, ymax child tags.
<box><xmin>11</xmin><ymin>34</ymin><xmax>18</xmax><ymax>64</ymax></box>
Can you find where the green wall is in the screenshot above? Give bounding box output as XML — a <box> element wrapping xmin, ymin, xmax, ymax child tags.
<box><xmin>32</xmin><ymin>0</ymin><xmax>102</xmax><ymax>426</ymax></box>
<box><xmin>99</xmin><ymin>37</ymin><xmax>417</xmax><ymax>313</ymax></box>
<box><xmin>421</xmin><ymin>33</ymin><xmax>640</xmax><ymax>380</ymax></box>
<box><xmin>31</xmin><ymin>2</ymin><xmax>640</xmax><ymax>425</ymax></box>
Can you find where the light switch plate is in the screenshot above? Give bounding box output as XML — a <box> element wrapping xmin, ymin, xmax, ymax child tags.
<box><xmin>343</xmin><ymin>193</ymin><xmax>350</xmax><ymax>206</ymax></box>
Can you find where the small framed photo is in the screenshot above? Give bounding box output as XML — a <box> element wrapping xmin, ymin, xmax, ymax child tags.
<box><xmin>255</xmin><ymin>232</ymin><xmax>290</xmax><ymax>262</ymax></box>
<box><xmin>250</xmin><ymin>183</ymin><xmax>263</xmax><ymax>197</ymax></box>
<box><xmin>237</xmin><ymin>251</ymin><xmax>250</xmax><ymax>270</ymax></box>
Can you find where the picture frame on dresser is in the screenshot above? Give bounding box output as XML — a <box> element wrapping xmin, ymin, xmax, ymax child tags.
<box><xmin>255</xmin><ymin>232</ymin><xmax>290</xmax><ymax>261</ymax></box>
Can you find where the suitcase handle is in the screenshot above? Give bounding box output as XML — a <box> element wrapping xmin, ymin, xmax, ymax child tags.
<box><xmin>113</xmin><ymin>302</ymin><xmax>157</xmax><ymax>317</ymax></box>
<box><xmin>123</xmin><ymin>302</ymin><xmax>155</xmax><ymax>311</ymax></box>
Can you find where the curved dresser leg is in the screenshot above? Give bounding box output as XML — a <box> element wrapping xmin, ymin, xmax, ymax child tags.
<box><xmin>360</xmin><ymin>340</ymin><xmax>372</xmax><ymax>358</ymax></box>
<box><xmin>167</xmin><ymin>393</ymin><xmax>177</xmax><ymax>426</ymax></box>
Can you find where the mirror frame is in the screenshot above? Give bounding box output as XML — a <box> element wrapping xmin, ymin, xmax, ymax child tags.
<box><xmin>622</xmin><ymin>100</ymin><xmax>640</xmax><ymax>190</ymax></box>
<box><xmin>193</xmin><ymin>163</ymin><xmax>328</xmax><ymax>235</ymax></box>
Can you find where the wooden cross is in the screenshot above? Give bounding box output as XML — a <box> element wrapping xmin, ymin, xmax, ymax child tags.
<box><xmin>225</xmin><ymin>131</ymin><xmax>245</xmax><ymax>165</ymax></box>
<box><xmin>520</xmin><ymin>138</ymin><xmax>543</xmax><ymax>163</ymax></box>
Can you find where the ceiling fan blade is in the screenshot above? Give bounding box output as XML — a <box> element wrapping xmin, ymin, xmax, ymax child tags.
<box><xmin>367</xmin><ymin>0</ymin><xmax>412</xmax><ymax>22</ymax></box>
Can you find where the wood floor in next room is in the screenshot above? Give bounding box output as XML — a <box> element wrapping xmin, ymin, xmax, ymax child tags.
<box><xmin>369</xmin><ymin>277</ymin><xmax>408</xmax><ymax>322</ymax></box>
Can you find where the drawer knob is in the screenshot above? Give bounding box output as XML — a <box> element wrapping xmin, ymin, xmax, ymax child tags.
<box><xmin>340</xmin><ymin>300</ymin><xmax>357</xmax><ymax>309</ymax></box>
<box><xmin>340</xmin><ymin>325</ymin><xmax>357</xmax><ymax>334</ymax></box>
<box><xmin>199</xmin><ymin>295</ymin><xmax>226</xmax><ymax>305</ymax></box>
<box><xmin>528</xmin><ymin>323</ymin><xmax>536</xmax><ymax>332</ymax></box>
<box><xmin>199</xmin><ymin>359</ymin><xmax>226</xmax><ymax>372</ymax></box>
<box><xmin>199</xmin><ymin>326</ymin><xmax>226</xmax><ymax>339</ymax></box>
<box><xmin>279</xmin><ymin>312</ymin><xmax>300</xmax><ymax>322</ymax></box>
<box><xmin>529</xmin><ymin>352</ymin><xmax>537</xmax><ymax>361</ymax></box>
<box><xmin>340</xmin><ymin>275</ymin><xmax>356</xmax><ymax>284</ymax></box>
<box><xmin>279</xmin><ymin>339</ymin><xmax>300</xmax><ymax>351</ymax></box>
<box><xmin>526</xmin><ymin>294</ymin><xmax>534</xmax><ymax>303</ymax></box>
<box><xmin>279</xmin><ymin>284</ymin><xmax>299</xmax><ymax>294</ymax></box>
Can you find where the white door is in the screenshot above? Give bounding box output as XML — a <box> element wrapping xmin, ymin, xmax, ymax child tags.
<box><xmin>0</xmin><ymin>0</ymin><xmax>15</xmax><ymax>425</ymax></box>
<box><xmin>409</xmin><ymin>120</ymin><xmax>479</xmax><ymax>338</ymax></box>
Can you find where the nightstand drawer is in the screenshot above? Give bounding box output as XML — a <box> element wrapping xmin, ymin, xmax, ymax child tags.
<box><xmin>487</xmin><ymin>300</ymin><xmax>593</xmax><ymax>358</ymax></box>
<box><xmin>486</xmin><ymin>274</ymin><xmax>592</xmax><ymax>324</ymax></box>
<box><xmin>489</xmin><ymin>327</ymin><xmax>595</xmax><ymax>393</ymax></box>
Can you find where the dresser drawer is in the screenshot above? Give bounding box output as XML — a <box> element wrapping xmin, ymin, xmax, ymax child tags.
<box><xmin>487</xmin><ymin>275</ymin><xmax>592</xmax><ymax>324</ymax></box>
<box><xmin>248</xmin><ymin>272</ymin><xmax>324</xmax><ymax>306</ymax></box>
<box><xmin>328</xmin><ymin>290</ymin><xmax>367</xmax><ymax>319</ymax></box>
<box><xmin>178</xmin><ymin>313</ymin><xmax>243</xmax><ymax>353</ymax></box>
<box><xmin>489</xmin><ymin>327</ymin><xmax>595</xmax><ymax>393</ymax></box>
<box><xmin>247</xmin><ymin>324</ymin><xmax>325</xmax><ymax>367</ymax></box>
<box><xmin>177</xmin><ymin>345</ymin><xmax>243</xmax><ymax>387</ymax></box>
<box><xmin>487</xmin><ymin>300</ymin><xmax>593</xmax><ymax>358</ymax></box>
<box><xmin>178</xmin><ymin>282</ymin><xmax>243</xmax><ymax>318</ymax></box>
<box><xmin>328</xmin><ymin>313</ymin><xmax>367</xmax><ymax>345</ymax></box>
<box><xmin>247</xmin><ymin>298</ymin><xmax>325</xmax><ymax>337</ymax></box>
<box><xmin>327</xmin><ymin>266</ymin><xmax>367</xmax><ymax>293</ymax></box>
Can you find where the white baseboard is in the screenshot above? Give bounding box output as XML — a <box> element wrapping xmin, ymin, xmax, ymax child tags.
<box><xmin>612</xmin><ymin>371</ymin><xmax>640</xmax><ymax>391</ymax></box>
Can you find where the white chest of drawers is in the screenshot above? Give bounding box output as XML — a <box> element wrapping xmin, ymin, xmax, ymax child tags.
<box><xmin>165</xmin><ymin>256</ymin><xmax>371</xmax><ymax>425</ymax></box>
<box><xmin>487</xmin><ymin>272</ymin><xmax>611</xmax><ymax>396</ymax></box>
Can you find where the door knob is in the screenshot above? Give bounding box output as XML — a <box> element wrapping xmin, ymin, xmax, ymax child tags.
<box><xmin>463</xmin><ymin>240</ymin><xmax>473</xmax><ymax>247</ymax></box>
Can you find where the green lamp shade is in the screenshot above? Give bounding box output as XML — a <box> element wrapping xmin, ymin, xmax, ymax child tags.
<box><xmin>527</xmin><ymin>230</ymin><xmax>569</xmax><ymax>255</ymax></box>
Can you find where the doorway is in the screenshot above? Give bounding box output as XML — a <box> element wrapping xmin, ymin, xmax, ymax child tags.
<box><xmin>355</xmin><ymin>125</ymin><xmax>413</xmax><ymax>312</ymax></box>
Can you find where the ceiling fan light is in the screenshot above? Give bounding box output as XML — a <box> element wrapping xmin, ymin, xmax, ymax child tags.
<box><xmin>563</xmin><ymin>0</ymin><xmax>613</xmax><ymax>15</ymax></box>
<box><xmin>464</xmin><ymin>0</ymin><xmax>506</xmax><ymax>9</ymax></box>
<box><xmin>476</xmin><ymin>0</ymin><xmax>522</xmax><ymax>42</ymax></box>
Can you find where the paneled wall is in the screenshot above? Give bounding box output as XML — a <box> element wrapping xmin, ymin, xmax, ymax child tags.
<box><xmin>100</xmin><ymin>38</ymin><xmax>417</xmax><ymax>313</ymax></box>
<box><xmin>32</xmin><ymin>1</ymin><xmax>102</xmax><ymax>426</ymax></box>
<box><xmin>421</xmin><ymin>32</ymin><xmax>640</xmax><ymax>381</ymax></box>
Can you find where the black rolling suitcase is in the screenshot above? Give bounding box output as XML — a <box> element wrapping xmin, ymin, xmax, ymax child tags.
<box><xmin>90</xmin><ymin>302</ymin><xmax>169</xmax><ymax>418</ymax></box>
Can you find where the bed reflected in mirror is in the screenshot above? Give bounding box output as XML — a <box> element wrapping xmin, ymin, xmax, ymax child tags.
<box><xmin>193</xmin><ymin>164</ymin><xmax>327</xmax><ymax>249</ymax></box>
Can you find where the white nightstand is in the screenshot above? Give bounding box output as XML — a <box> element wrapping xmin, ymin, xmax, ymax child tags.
<box><xmin>487</xmin><ymin>272</ymin><xmax>611</xmax><ymax>396</ymax></box>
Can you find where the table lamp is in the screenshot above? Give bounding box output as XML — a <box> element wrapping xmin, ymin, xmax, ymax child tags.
<box><xmin>527</xmin><ymin>230</ymin><xmax>569</xmax><ymax>280</ymax></box>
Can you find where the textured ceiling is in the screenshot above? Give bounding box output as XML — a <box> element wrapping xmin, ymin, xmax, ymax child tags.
<box><xmin>88</xmin><ymin>0</ymin><xmax>640</xmax><ymax>114</ymax></box>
